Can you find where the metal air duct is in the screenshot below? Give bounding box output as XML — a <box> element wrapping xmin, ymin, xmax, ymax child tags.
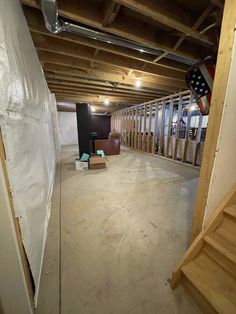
<box><xmin>41</xmin><ymin>0</ymin><xmax>195</xmax><ymax>65</ymax></box>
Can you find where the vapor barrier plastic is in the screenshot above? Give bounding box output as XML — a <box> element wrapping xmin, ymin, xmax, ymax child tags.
<box><xmin>0</xmin><ymin>0</ymin><xmax>59</xmax><ymax>304</ymax></box>
<box><xmin>58</xmin><ymin>111</ymin><xmax>78</xmax><ymax>145</ymax></box>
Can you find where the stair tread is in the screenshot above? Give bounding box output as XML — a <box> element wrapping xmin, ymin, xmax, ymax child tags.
<box><xmin>204</xmin><ymin>233</ymin><xmax>236</xmax><ymax>262</ymax></box>
<box><xmin>216</xmin><ymin>226</ymin><xmax>236</xmax><ymax>244</ymax></box>
<box><xmin>224</xmin><ymin>206</ymin><xmax>236</xmax><ymax>219</ymax></box>
<box><xmin>182</xmin><ymin>252</ymin><xmax>236</xmax><ymax>314</ymax></box>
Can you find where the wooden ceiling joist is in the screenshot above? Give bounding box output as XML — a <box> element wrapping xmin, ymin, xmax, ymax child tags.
<box><xmin>24</xmin><ymin>6</ymin><xmax>189</xmax><ymax>72</ymax></box>
<box><xmin>22</xmin><ymin>0</ymin><xmax>211</xmax><ymax>62</ymax></box>
<box><xmin>42</xmin><ymin>63</ymin><xmax>180</xmax><ymax>92</ymax></box>
<box><xmin>115</xmin><ymin>0</ymin><xmax>215</xmax><ymax>46</ymax></box>
<box><xmin>51</xmin><ymin>86</ymin><xmax>153</xmax><ymax>100</ymax></box>
<box><xmin>21</xmin><ymin>0</ymin><xmax>223</xmax><ymax>110</ymax></box>
<box><xmin>39</xmin><ymin>52</ymin><xmax>186</xmax><ymax>90</ymax></box>
<box><xmin>45</xmin><ymin>73</ymin><xmax>167</xmax><ymax>95</ymax></box>
<box><xmin>32</xmin><ymin>32</ymin><xmax>185</xmax><ymax>81</ymax></box>
<box><xmin>102</xmin><ymin>0</ymin><xmax>121</xmax><ymax>27</ymax></box>
<box><xmin>46</xmin><ymin>79</ymin><xmax>162</xmax><ymax>98</ymax></box>
<box><xmin>48</xmin><ymin>84</ymin><xmax>156</xmax><ymax>100</ymax></box>
<box><xmin>55</xmin><ymin>93</ymin><xmax>145</xmax><ymax>104</ymax></box>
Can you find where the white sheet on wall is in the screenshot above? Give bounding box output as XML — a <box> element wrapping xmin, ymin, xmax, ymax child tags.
<box><xmin>58</xmin><ymin>111</ymin><xmax>78</xmax><ymax>146</ymax></box>
<box><xmin>0</xmin><ymin>0</ymin><xmax>58</xmax><ymax>304</ymax></box>
<box><xmin>205</xmin><ymin>29</ymin><xmax>236</xmax><ymax>222</ymax></box>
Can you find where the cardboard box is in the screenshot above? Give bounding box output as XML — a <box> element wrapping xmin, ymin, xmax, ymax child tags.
<box><xmin>89</xmin><ymin>156</ymin><xmax>106</xmax><ymax>170</ymax></box>
<box><xmin>75</xmin><ymin>160</ymin><xmax>88</xmax><ymax>171</ymax></box>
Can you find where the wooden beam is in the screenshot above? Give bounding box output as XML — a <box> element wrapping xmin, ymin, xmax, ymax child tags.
<box><xmin>210</xmin><ymin>0</ymin><xmax>224</xmax><ymax>9</ymax></box>
<box><xmin>32</xmin><ymin>32</ymin><xmax>185</xmax><ymax>81</ymax></box>
<box><xmin>115</xmin><ymin>0</ymin><xmax>215</xmax><ymax>46</ymax></box>
<box><xmin>37</xmin><ymin>51</ymin><xmax>186</xmax><ymax>90</ymax></box>
<box><xmin>24</xmin><ymin>6</ymin><xmax>188</xmax><ymax>72</ymax></box>
<box><xmin>47</xmin><ymin>80</ymin><xmax>161</xmax><ymax>98</ymax></box>
<box><xmin>102</xmin><ymin>0</ymin><xmax>121</xmax><ymax>27</ymax></box>
<box><xmin>57</xmin><ymin>106</ymin><xmax>76</xmax><ymax>112</ymax></box>
<box><xmin>49</xmin><ymin>85</ymin><xmax>154</xmax><ymax>100</ymax></box>
<box><xmin>54</xmin><ymin>91</ymin><xmax>145</xmax><ymax>103</ymax></box>
<box><xmin>21</xmin><ymin>0</ymin><xmax>207</xmax><ymax>62</ymax></box>
<box><xmin>42</xmin><ymin>62</ymin><xmax>180</xmax><ymax>93</ymax></box>
<box><xmin>39</xmin><ymin>56</ymin><xmax>185</xmax><ymax>91</ymax></box>
<box><xmin>45</xmin><ymin>73</ymin><xmax>165</xmax><ymax>96</ymax></box>
<box><xmin>52</xmin><ymin>92</ymin><xmax>149</xmax><ymax>104</ymax></box>
<box><xmin>172</xmin><ymin>4</ymin><xmax>215</xmax><ymax>52</ymax></box>
<box><xmin>189</xmin><ymin>0</ymin><xmax>236</xmax><ymax>244</ymax></box>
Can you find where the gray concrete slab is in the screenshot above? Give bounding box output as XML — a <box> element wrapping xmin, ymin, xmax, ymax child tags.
<box><xmin>36</xmin><ymin>145</ymin><xmax>202</xmax><ymax>314</ymax></box>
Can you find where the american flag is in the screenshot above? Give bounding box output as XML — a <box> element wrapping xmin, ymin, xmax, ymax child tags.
<box><xmin>186</xmin><ymin>61</ymin><xmax>215</xmax><ymax>115</ymax></box>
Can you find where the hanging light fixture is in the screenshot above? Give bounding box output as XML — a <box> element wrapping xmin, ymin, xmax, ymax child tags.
<box><xmin>104</xmin><ymin>98</ymin><xmax>110</xmax><ymax>105</ymax></box>
<box><xmin>135</xmin><ymin>78</ymin><xmax>142</xmax><ymax>88</ymax></box>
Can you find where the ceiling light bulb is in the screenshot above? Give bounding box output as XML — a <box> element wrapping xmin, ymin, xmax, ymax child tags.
<box><xmin>104</xmin><ymin>99</ymin><xmax>110</xmax><ymax>105</ymax></box>
<box><xmin>91</xmin><ymin>106</ymin><xmax>95</xmax><ymax>112</ymax></box>
<box><xmin>135</xmin><ymin>79</ymin><xmax>142</xmax><ymax>88</ymax></box>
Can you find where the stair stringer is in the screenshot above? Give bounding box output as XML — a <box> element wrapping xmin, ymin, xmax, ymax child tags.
<box><xmin>171</xmin><ymin>183</ymin><xmax>236</xmax><ymax>288</ymax></box>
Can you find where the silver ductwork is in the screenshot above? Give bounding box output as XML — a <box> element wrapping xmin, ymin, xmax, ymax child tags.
<box><xmin>41</xmin><ymin>0</ymin><xmax>195</xmax><ymax>65</ymax></box>
<box><xmin>41</xmin><ymin>0</ymin><xmax>65</xmax><ymax>34</ymax></box>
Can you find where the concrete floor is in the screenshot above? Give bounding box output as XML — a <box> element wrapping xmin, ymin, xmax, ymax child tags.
<box><xmin>36</xmin><ymin>145</ymin><xmax>202</xmax><ymax>314</ymax></box>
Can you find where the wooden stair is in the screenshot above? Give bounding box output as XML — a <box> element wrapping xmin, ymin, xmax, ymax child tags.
<box><xmin>172</xmin><ymin>187</ymin><xmax>236</xmax><ymax>314</ymax></box>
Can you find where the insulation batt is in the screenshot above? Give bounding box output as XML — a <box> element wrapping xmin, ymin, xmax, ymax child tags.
<box><xmin>0</xmin><ymin>0</ymin><xmax>60</xmax><ymax>304</ymax></box>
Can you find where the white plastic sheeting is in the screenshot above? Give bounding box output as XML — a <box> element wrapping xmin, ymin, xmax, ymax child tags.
<box><xmin>0</xmin><ymin>0</ymin><xmax>58</xmax><ymax>304</ymax></box>
<box><xmin>58</xmin><ymin>111</ymin><xmax>78</xmax><ymax>146</ymax></box>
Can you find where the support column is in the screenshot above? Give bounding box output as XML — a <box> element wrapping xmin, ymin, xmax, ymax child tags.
<box><xmin>76</xmin><ymin>103</ymin><xmax>91</xmax><ymax>157</ymax></box>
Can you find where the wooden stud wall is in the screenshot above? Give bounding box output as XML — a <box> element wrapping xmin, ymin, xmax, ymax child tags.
<box><xmin>112</xmin><ymin>90</ymin><xmax>206</xmax><ymax>167</ymax></box>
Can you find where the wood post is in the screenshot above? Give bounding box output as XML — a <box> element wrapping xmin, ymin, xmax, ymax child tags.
<box><xmin>147</xmin><ymin>104</ymin><xmax>153</xmax><ymax>153</ymax></box>
<box><xmin>152</xmin><ymin>103</ymin><xmax>159</xmax><ymax>154</ymax></box>
<box><xmin>173</xmin><ymin>95</ymin><xmax>183</xmax><ymax>160</ymax></box>
<box><xmin>165</xmin><ymin>97</ymin><xmax>174</xmax><ymax>157</ymax></box>
<box><xmin>142</xmin><ymin>105</ymin><xmax>147</xmax><ymax>151</ymax></box>
<box><xmin>124</xmin><ymin>110</ymin><xmax>127</xmax><ymax>146</ymax></box>
<box><xmin>182</xmin><ymin>92</ymin><xmax>193</xmax><ymax>163</ymax></box>
<box><xmin>127</xmin><ymin>109</ymin><xmax>130</xmax><ymax>147</ymax></box>
<box><xmin>158</xmin><ymin>100</ymin><xmax>166</xmax><ymax>155</ymax></box>
<box><xmin>138</xmin><ymin>105</ymin><xmax>143</xmax><ymax>150</ymax></box>
<box><xmin>193</xmin><ymin>113</ymin><xmax>203</xmax><ymax>165</ymax></box>
<box><xmin>134</xmin><ymin>107</ymin><xmax>139</xmax><ymax>149</ymax></box>
<box><xmin>189</xmin><ymin>0</ymin><xmax>236</xmax><ymax>244</ymax></box>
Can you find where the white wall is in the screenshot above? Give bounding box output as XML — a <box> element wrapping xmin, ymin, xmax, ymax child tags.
<box><xmin>204</xmin><ymin>30</ymin><xmax>236</xmax><ymax>221</ymax></box>
<box><xmin>58</xmin><ymin>111</ymin><xmax>78</xmax><ymax>146</ymax></box>
<box><xmin>0</xmin><ymin>0</ymin><xmax>58</xmax><ymax>306</ymax></box>
<box><xmin>0</xmin><ymin>164</ymin><xmax>33</xmax><ymax>314</ymax></box>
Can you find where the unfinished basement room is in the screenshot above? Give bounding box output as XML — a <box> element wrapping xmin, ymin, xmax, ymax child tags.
<box><xmin>1</xmin><ymin>0</ymin><xmax>236</xmax><ymax>313</ymax></box>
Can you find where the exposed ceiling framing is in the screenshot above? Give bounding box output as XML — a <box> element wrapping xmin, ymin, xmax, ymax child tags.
<box><xmin>21</xmin><ymin>0</ymin><xmax>223</xmax><ymax>112</ymax></box>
